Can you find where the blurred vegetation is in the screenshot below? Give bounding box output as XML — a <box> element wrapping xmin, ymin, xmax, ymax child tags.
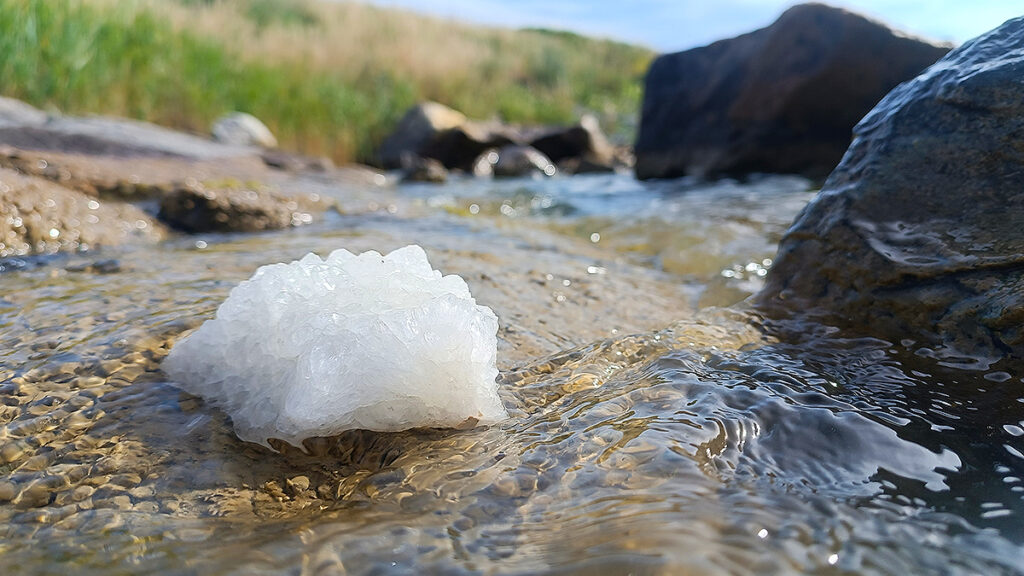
<box><xmin>0</xmin><ymin>0</ymin><xmax>652</xmax><ymax>163</ymax></box>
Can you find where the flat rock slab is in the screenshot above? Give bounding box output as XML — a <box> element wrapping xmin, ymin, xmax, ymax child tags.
<box><xmin>0</xmin><ymin>116</ymin><xmax>257</xmax><ymax>159</ymax></box>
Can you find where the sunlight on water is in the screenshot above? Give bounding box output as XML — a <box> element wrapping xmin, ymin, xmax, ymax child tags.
<box><xmin>1</xmin><ymin>174</ymin><xmax>1021</xmax><ymax>574</ymax></box>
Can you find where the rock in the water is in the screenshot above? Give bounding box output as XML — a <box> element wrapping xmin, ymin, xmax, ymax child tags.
<box><xmin>163</xmin><ymin>245</ymin><xmax>507</xmax><ymax>447</ymax></box>
<box><xmin>530</xmin><ymin>114</ymin><xmax>615</xmax><ymax>171</ymax></box>
<box><xmin>0</xmin><ymin>168</ymin><xmax>163</xmax><ymax>257</ymax></box>
<box><xmin>471</xmin><ymin>149</ymin><xmax>498</xmax><ymax>177</ymax></box>
<box><xmin>211</xmin><ymin>112</ymin><xmax>277</xmax><ymax>148</ymax></box>
<box><xmin>635</xmin><ymin>3</ymin><xmax>949</xmax><ymax>180</ymax></box>
<box><xmin>400</xmin><ymin>154</ymin><xmax>448</xmax><ymax>183</ymax></box>
<box><xmin>377</xmin><ymin>102</ymin><xmax>468</xmax><ymax>170</ymax></box>
<box><xmin>757</xmin><ymin>15</ymin><xmax>1024</xmax><ymax>368</ymax></box>
<box><xmin>492</xmin><ymin>146</ymin><xmax>556</xmax><ymax>178</ymax></box>
<box><xmin>158</xmin><ymin>181</ymin><xmax>326</xmax><ymax>233</ymax></box>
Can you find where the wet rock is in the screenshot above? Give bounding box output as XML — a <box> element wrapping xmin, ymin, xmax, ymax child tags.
<box><xmin>378</xmin><ymin>102</ymin><xmax>468</xmax><ymax>169</ymax></box>
<box><xmin>212</xmin><ymin>112</ymin><xmax>278</xmax><ymax>148</ymax></box>
<box><xmin>0</xmin><ymin>168</ymin><xmax>164</xmax><ymax>257</ymax></box>
<box><xmin>400</xmin><ymin>154</ymin><xmax>448</xmax><ymax>183</ymax></box>
<box><xmin>471</xmin><ymin>149</ymin><xmax>498</xmax><ymax>177</ymax></box>
<box><xmin>157</xmin><ymin>181</ymin><xmax>325</xmax><ymax>233</ymax></box>
<box><xmin>380</xmin><ymin>102</ymin><xmax>609</xmax><ymax>174</ymax></box>
<box><xmin>635</xmin><ymin>3</ymin><xmax>949</xmax><ymax>180</ymax></box>
<box><xmin>492</xmin><ymin>146</ymin><xmax>556</xmax><ymax>178</ymax></box>
<box><xmin>421</xmin><ymin>120</ymin><xmax>518</xmax><ymax>172</ymax></box>
<box><xmin>0</xmin><ymin>481</ymin><xmax>16</xmax><ymax>502</ymax></box>
<box><xmin>757</xmin><ymin>15</ymin><xmax>1024</xmax><ymax>368</ymax></box>
<box><xmin>66</xmin><ymin>259</ymin><xmax>121</xmax><ymax>274</ymax></box>
<box><xmin>530</xmin><ymin>114</ymin><xmax>615</xmax><ymax>171</ymax></box>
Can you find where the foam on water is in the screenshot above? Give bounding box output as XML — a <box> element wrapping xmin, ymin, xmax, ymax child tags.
<box><xmin>163</xmin><ymin>245</ymin><xmax>507</xmax><ymax>446</ymax></box>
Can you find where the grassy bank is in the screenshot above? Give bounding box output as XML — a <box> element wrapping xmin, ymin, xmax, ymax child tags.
<box><xmin>0</xmin><ymin>0</ymin><xmax>652</xmax><ymax>163</ymax></box>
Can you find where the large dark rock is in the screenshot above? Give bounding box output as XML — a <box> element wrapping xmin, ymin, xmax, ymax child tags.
<box><xmin>635</xmin><ymin>3</ymin><xmax>949</xmax><ymax>180</ymax></box>
<box><xmin>756</xmin><ymin>15</ymin><xmax>1024</xmax><ymax>368</ymax></box>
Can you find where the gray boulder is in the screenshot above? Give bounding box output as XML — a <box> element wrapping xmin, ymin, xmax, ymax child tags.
<box><xmin>757</xmin><ymin>14</ymin><xmax>1024</xmax><ymax>368</ymax></box>
<box><xmin>212</xmin><ymin>112</ymin><xmax>277</xmax><ymax>148</ymax></box>
<box><xmin>635</xmin><ymin>3</ymin><xmax>949</xmax><ymax>180</ymax></box>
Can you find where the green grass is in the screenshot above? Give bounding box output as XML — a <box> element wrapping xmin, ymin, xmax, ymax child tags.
<box><xmin>0</xmin><ymin>0</ymin><xmax>651</xmax><ymax>163</ymax></box>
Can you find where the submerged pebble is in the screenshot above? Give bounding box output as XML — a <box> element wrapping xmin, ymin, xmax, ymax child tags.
<box><xmin>163</xmin><ymin>245</ymin><xmax>507</xmax><ymax>447</ymax></box>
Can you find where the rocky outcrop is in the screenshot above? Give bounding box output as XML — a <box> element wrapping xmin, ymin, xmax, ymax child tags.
<box><xmin>756</xmin><ymin>15</ymin><xmax>1024</xmax><ymax>368</ymax></box>
<box><xmin>379</xmin><ymin>102</ymin><xmax>619</xmax><ymax>176</ymax></box>
<box><xmin>0</xmin><ymin>168</ymin><xmax>164</xmax><ymax>257</ymax></box>
<box><xmin>158</xmin><ymin>181</ymin><xmax>328</xmax><ymax>233</ymax></box>
<box><xmin>212</xmin><ymin>112</ymin><xmax>278</xmax><ymax>148</ymax></box>
<box><xmin>635</xmin><ymin>3</ymin><xmax>949</xmax><ymax>180</ymax></box>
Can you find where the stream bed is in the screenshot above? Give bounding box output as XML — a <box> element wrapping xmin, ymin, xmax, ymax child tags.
<box><xmin>1</xmin><ymin>173</ymin><xmax>1022</xmax><ymax>575</ymax></box>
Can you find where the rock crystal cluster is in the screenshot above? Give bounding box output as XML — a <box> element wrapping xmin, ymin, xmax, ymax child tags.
<box><xmin>163</xmin><ymin>245</ymin><xmax>507</xmax><ymax>447</ymax></box>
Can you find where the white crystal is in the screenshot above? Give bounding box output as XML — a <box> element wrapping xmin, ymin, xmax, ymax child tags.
<box><xmin>163</xmin><ymin>245</ymin><xmax>507</xmax><ymax>447</ymax></box>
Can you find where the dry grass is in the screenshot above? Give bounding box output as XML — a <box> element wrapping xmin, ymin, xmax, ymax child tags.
<box><xmin>2</xmin><ymin>0</ymin><xmax>652</xmax><ymax>162</ymax></box>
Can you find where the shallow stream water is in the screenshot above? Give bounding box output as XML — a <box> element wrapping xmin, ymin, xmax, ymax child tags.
<box><xmin>1</xmin><ymin>173</ymin><xmax>1022</xmax><ymax>574</ymax></box>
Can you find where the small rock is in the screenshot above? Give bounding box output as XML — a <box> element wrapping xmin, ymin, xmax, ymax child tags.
<box><xmin>0</xmin><ymin>481</ymin><xmax>17</xmax><ymax>502</ymax></box>
<box><xmin>111</xmin><ymin>495</ymin><xmax>132</xmax><ymax>510</ymax></box>
<box><xmin>16</xmin><ymin>484</ymin><xmax>52</xmax><ymax>508</ymax></box>
<box><xmin>211</xmin><ymin>112</ymin><xmax>277</xmax><ymax>148</ymax></box>
<box><xmin>72</xmin><ymin>485</ymin><xmax>95</xmax><ymax>502</ymax></box>
<box><xmin>530</xmin><ymin>114</ymin><xmax>615</xmax><ymax>168</ymax></box>
<box><xmin>400</xmin><ymin>154</ymin><xmax>448</xmax><ymax>183</ymax></box>
<box><xmin>471</xmin><ymin>149</ymin><xmax>498</xmax><ymax>177</ymax></box>
<box><xmin>66</xmin><ymin>259</ymin><xmax>121</xmax><ymax>274</ymax></box>
<box><xmin>286</xmin><ymin>475</ymin><xmax>311</xmax><ymax>496</ymax></box>
<box><xmin>492</xmin><ymin>146</ymin><xmax>556</xmax><ymax>178</ymax></box>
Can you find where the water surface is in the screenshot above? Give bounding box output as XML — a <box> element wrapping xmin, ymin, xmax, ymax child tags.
<box><xmin>1</xmin><ymin>173</ymin><xmax>1021</xmax><ymax>575</ymax></box>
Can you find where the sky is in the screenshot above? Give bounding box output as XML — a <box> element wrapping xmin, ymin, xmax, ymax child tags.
<box><xmin>361</xmin><ymin>0</ymin><xmax>1022</xmax><ymax>52</ymax></box>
